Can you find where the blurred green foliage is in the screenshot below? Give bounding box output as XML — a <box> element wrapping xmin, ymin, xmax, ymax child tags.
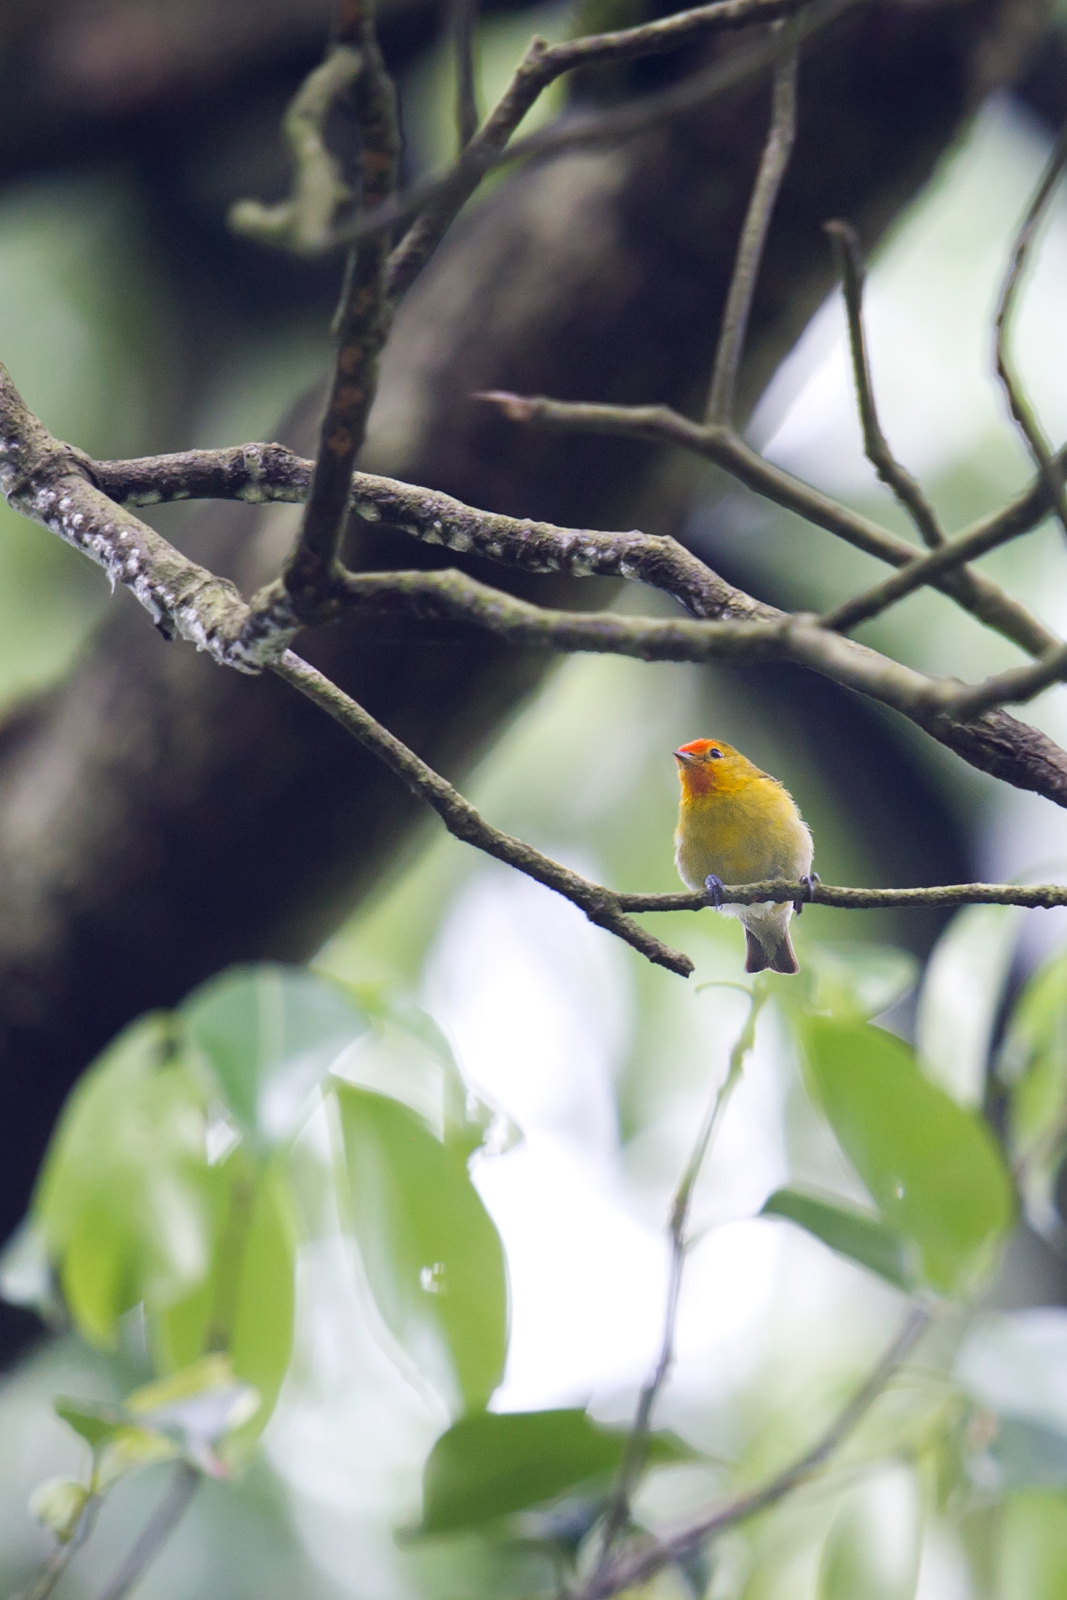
<box><xmin>7</xmin><ymin>903</ymin><xmax>1067</xmax><ymax>1598</ymax></box>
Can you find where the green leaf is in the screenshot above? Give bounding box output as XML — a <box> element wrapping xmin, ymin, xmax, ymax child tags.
<box><xmin>998</xmin><ymin>949</ymin><xmax>1067</xmax><ymax>1236</ymax></box>
<box><xmin>418</xmin><ymin>1409</ymin><xmax>693</xmax><ymax>1534</ymax></box>
<box><xmin>151</xmin><ymin>1157</ymin><xmax>296</xmax><ymax>1449</ymax></box>
<box><xmin>33</xmin><ymin>1015</ymin><xmax>213</xmax><ymax>1344</ymax></box>
<box><xmin>336</xmin><ymin>1083</ymin><xmax>508</xmax><ymax>1413</ymax></box>
<box><xmin>916</xmin><ymin>904</ymin><xmax>1022</xmax><ymax>1107</ymax></box>
<box><xmin>182</xmin><ymin>964</ymin><xmax>369</xmax><ymax>1149</ymax></box>
<box><xmin>150</xmin><ymin>1158</ymin><xmax>241</xmax><ymax>1375</ymax></box>
<box><xmin>800</xmin><ymin>1016</ymin><xmax>1015</xmax><ymax>1296</ymax></box>
<box><xmin>999</xmin><ymin>1490</ymin><xmax>1067</xmax><ymax>1600</ymax></box>
<box><xmin>55</xmin><ymin>1397</ymin><xmax>128</xmax><ymax>1449</ymax></box>
<box><xmin>54</xmin><ymin>1397</ymin><xmax>179</xmax><ymax>1487</ymax></box>
<box><xmin>332</xmin><ymin>981</ymin><xmax>505</xmax><ymax>1150</ymax></box>
<box><xmin>226</xmin><ymin>1161</ymin><xmax>297</xmax><ymax>1449</ymax></box>
<box><xmin>761</xmin><ymin>1187</ymin><xmax>914</xmax><ymax>1289</ymax></box>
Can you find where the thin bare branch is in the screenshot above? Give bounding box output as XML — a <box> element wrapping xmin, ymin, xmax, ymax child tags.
<box><xmin>284</xmin><ymin>0</ymin><xmax>401</xmax><ymax>619</ymax></box>
<box><xmin>995</xmin><ymin>119</ymin><xmax>1067</xmax><ymax>546</ymax></box>
<box><xmin>382</xmin><ymin>0</ymin><xmax>851</xmax><ymax>297</ymax></box>
<box><xmin>270</xmin><ymin>649</ymin><xmax>696</xmax><ymax>976</ymax></box>
<box><xmin>92</xmin><ymin>1465</ymin><xmax>199</xmax><ymax>1600</ymax></box>
<box><xmin>15</xmin><ymin>1495</ymin><xmax>104</xmax><ymax>1600</ymax></box>
<box><xmin>477</xmin><ymin>392</ymin><xmax>1059</xmax><ymax>658</ymax></box>
<box><xmin>447</xmin><ymin>0</ymin><xmax>480</xmax><ymax>150</ymax></box>
<box><xmin>618</xmin><ymin>880</ymin><xmax>1067</xmax><ymax>912</ymax></box>
<box><xmin>228</xmin><ymin>46</ymin><xmax>363</xmax><ymax>255</ymax></box>
<box><xmin>578</xmin><ymin>1305</ymin><xmax>931</xmax><ymax>1600</ymax></box>
<box><xmin>939</xmin><ymin>641</ymin><xmax>1067</xmax><ymax>722</ymax></box>
<box><xmin>592</xmin><ymin>994</ymin><xmax>764</xmax><ymax>1575</ymax></box>
<box><xmin>825</xmin><ymin>219</ymin><xmax>943</xmax><ymax>548</ymax></box>
<box><xmin>706</xmin><ymin>37</ymin><xmax>798</xmax><ymax>424</ymax></box>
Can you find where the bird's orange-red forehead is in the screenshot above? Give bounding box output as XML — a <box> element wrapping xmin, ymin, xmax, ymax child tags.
<box><xmin>677</xmin><ymin>738</ymin><xmax>717</xmax><ymax>757</ymax></box>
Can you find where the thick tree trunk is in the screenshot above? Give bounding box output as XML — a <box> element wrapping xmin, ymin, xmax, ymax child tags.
<box><xmin>0</xmin><ymin>0</ymin><xmax>1052</xmax><ymax>1351</ymax></box>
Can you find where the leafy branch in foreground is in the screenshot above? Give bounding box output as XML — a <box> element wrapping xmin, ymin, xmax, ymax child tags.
<box><xmin>11</xmin><ymin>923</ymin><xmax>1047</xmax><ymax>1595</ymax></box>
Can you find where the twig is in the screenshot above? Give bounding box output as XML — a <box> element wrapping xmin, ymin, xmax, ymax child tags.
<box><xmin>938</xmin><ymin>641</ymin><xmax>1067</xmax><ymax>722</ymax></box>
<box><xmin>821</xmin><ymin>508</ymin><xmax>1026</xmax><ymax>633</ymax></box>
<box><xmin>227</xmin><ymin>46</ymin><xmax>364</xmax><ymax>255</ymax></box>
<box><xmin>705</xmin><ymin>37</ymin><xmax>798</xmax><ymax>425</ymax></box>
<box><xmin>448</xmin><ymin>0</ymin><xmax>480</xmax><ymax>149</ymax></box>
<box><xmin>382</xmin><ymin>0</ymin><xmax>850</xmax><ymax>298</ymax></box>
<box><xmin>92</xmin><ymin>1464</ymin><xmax>199</xmax><ymax>1600</ymax></box>
<box><xmin>284</xmin><ymin>0</ymin><xmax>401</xmax><ymax>620</ymax></box>
<box><xmin>269</xmin><ymin>649</ymin><xmax>696</xmax><ymax>976</ymax></box>
<box><xmin>592</xmin><ymin>993</ymin><xmax>764</xmax><ymax>1575</ymax></box>
<box><xmin>477</xmin><ymin>392</ymin><xmax>1058</xmax><ymax>658</ymax></box>
<box><xmin>825</xmin><ymin>219</ymin><xmax>943</xmax><ymax>548</ymax></box>
<box><xmin>994</xmin><ymin>119</ymin><xmax>1067</xmax><ymax>546</ymax></box>
<box><xmin>15</xmin><ymin>1495</ymin><xmax>104</xmax><ymax>1600</ymax></box>
<box><xmin>577</xmin><ymin>1305</ymin><xmax>930</xmax><ymax>1600</ymax></box>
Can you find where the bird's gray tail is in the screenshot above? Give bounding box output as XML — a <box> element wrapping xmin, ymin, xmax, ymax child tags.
<box><xmin>745</xmin><ymin>927</ymin><xmax>799</xmax><ymax>975</ymax></box>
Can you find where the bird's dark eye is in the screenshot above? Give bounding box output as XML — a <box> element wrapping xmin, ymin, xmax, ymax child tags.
<box><xmin>708</xmin><ymin>748</ymin><xmax>722</xmax><ymax>760</ymax></box>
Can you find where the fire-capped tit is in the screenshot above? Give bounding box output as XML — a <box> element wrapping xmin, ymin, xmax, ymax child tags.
<box><xmin>674</xmin><ymin>738</ymin><xmax>814</xmax><ymax>974</ymax></box>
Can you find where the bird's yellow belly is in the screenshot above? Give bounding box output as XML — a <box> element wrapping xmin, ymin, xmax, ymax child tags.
<box><xmin>674</xmin><ymin>785</ymin><xmax>811</xmax><ymax>890</ymax></box>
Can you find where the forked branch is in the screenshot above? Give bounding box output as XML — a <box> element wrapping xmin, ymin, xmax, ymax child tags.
<box><xmin>994</xmin><ymin>118</ymin><xmax>1067</xmax><ymax>547</ymax></box>
<box><xmin>283</xmin><ymin>0</ymin><xmax>401</xmax><ymax>619</ymax></box>
<box><xmin>825</xmin><ymin>219</ymin><xmax>944</xmax><ymax>549</ymax></box>
<box><xmin>579</xmin><ymin>1305</ymin><xmax>931</xmax><ymax>1600</ymax></box>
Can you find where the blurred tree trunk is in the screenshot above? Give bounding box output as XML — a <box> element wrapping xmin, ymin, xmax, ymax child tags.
<box><xmin>0</xmin><ymin>0</ymin><xmax>1054</xmax><ymax>1353</ymax></box>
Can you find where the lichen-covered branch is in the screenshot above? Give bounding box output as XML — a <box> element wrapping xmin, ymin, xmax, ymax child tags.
<box><xmin>283</xmin><ymin>0</ymin><xmax>401</xmax><ymax>619</ymax></box>
<box><xmin>0</xmin><ymin>367</ymin><xmax>269</xmax><ymax>671</ymax></box>
<box><xmin>64</xmin><ymin>437</ymin><xmax>1067</xmax><ymax>805</ymax></box>
<box><xmin>4</xmin><ymin>354</ymin><xmax>1067</xmax><ymax>987</ymax></box>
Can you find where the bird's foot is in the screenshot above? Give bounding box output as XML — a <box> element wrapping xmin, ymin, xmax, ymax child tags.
<box><xmin>705</xmin><ymin>874</ymin><xmax>725</xmax><ymax>909</ymax></box>
<box><xmin>794</xmin><ymin>872</ymin><xmax>820</xmax><ymax>914</ymax></box>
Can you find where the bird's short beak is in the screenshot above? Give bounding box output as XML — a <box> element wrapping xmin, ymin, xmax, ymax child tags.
<box><xmin>673</xmin><ymin>749</ymin><xmax>695</xmax><ymax>765</ymax></box>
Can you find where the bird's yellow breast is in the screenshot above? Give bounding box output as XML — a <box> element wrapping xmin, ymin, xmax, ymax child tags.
<box><xmin>674</xmin><ymin>776</ymin><xmax>812</xmax><ymax>890</ymax></box>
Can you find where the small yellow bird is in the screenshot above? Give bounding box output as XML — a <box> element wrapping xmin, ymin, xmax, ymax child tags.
<box><xmin>674</xmin><ymin>738</ymin><xmax>814</xmax><ymax>974</ymax></box>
